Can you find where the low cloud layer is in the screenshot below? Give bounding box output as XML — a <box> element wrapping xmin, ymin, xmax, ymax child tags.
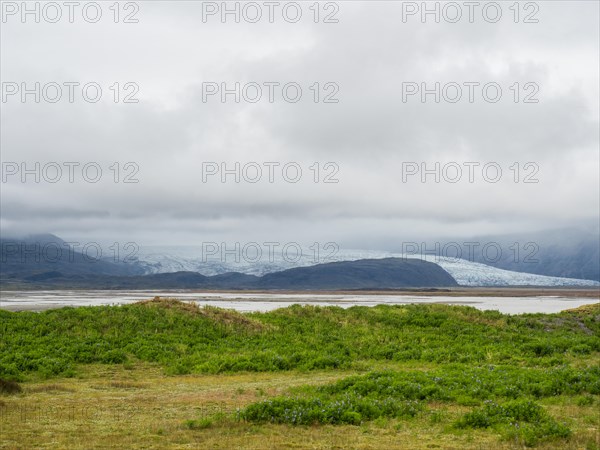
<box><xmin>1</xmin><ymin>1</ymin><xmax>598</xmax><ymax>248</ymax></box>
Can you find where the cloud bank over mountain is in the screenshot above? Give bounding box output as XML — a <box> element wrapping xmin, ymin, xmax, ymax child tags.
<box><xmin>1</xmin><ymin>2</ymin><xmax>598</xmax><ymax>250</ymax></box>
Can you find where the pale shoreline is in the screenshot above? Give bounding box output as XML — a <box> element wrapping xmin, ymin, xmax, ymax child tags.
<box><xmin>1</xmin><ymin>287</ymin><xmax>598</xmax><ymax>314</ymax></box>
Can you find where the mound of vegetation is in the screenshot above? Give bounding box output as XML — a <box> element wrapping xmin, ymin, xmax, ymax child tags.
<box><xmin>0</xmin><ymin>300</ymin><xmax>598</xmax><ymax>380</ymax></box>
<box><xmin>138</xmin><ymin>297</ymin><xmax>269</xmax><ymax>332</ymax></box>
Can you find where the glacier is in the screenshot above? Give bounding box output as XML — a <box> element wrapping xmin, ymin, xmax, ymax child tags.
<box><xmin>127</xmin><ymin>246</ymin><xmax>600</xmax><ymax>287</ymax></box>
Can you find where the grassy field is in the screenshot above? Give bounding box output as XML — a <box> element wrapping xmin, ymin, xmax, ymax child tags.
<box><xmin>1</xmin><ymin>298</ymin><xmax>599</xmax><ymax>449</ymax></box>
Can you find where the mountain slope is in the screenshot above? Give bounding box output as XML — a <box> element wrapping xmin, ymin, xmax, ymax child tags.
<box><xmin>128</xmin><ymin>247</ymin><xmax>600</xmax><ymax>287</ymax></box>
<box><xmin>1</xmin><ymin>257</ymin><xmax>458</xmax><ymax>289</ymax></box>
<box><xmin>0</xmin><ymin>234</ymin><xmax>144</xmax><ymax>279</ymax></box>
<box><xmin>2</xmin><ymin>234</ymin><xmax>598</xmax><ymax>288</ymax></box>
<box><xmin>256</xmin><ymin>258</ymin><xmax>458</xmax><ymax>289</ymax></box>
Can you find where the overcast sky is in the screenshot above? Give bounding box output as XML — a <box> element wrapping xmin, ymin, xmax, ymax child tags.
<box><xmin>1</xmin><ymin>1</ymin><xmax>598</xmax><ymax>249</ymax></box>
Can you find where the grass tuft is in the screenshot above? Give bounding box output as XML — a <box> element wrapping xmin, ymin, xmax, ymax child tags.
<box><xmin>0</xmin><ymin>378</ymin><xmax>22</xmax><ymax>395</ymax></box>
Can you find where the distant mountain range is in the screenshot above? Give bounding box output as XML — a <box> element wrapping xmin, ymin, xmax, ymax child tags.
<box><xmin>1</xmin><ymin>233</ymin><xmax>598</xmax><ymax>289</ymax></box>
<box><xmin>0</xmin><ymin>235</ymin><xmax>456</xmax><ymax>289</ymax></box>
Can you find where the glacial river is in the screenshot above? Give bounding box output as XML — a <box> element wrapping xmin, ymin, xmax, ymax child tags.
<box><xmin>0</xmin><ymin>290</ymin><xmax>598</xmax><ymax>314</ymax></box>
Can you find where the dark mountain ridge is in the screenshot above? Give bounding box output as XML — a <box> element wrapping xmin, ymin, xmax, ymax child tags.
<box><xmin>1</xmin><ymin>236</ymin><xmax>458</xmax><ymax>290</ymax></box>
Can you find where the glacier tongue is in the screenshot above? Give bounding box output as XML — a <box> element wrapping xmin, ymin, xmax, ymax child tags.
<box><xmin>129</xmin><ymin>247</ymin><xmax>600</xmax><ymax>287</ymax></box>
<box><xmin>429</xmin><ymin>257</ymin><xmax>599</xmax><ymax>287</ymax></box>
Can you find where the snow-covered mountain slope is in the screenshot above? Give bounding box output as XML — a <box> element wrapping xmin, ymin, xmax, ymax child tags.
<box><xmin>431</xmin><ymin>257</ymin><xmax>599</xmax><ymax>287</ymax></box>
<box><xmin>128</xmin><ymin>247</ymin><xmax>600</xmax><ymax>287</ymax></box>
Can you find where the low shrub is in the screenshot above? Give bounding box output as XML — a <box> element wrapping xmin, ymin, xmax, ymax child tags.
<box><xmin>0</xmin><ymin>378</ymin><xmax>22</xmax><ymax>395</ymax></box>
<box><xmin>456</xmin><ymin>400</ymin><xmax>571</xmax><ymax>447</ymax></box>
<box><xmin>241</xmin><ymin>395</ymin><xmax>423</xmax><ymax>425</ymax></box>
<box><xmin>185</xmin><ymin>418</ymin><xmax>213</xmax><ymax>430</ymax></box>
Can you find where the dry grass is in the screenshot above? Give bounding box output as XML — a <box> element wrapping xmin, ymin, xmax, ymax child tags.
<box><xmin>0</xmin><ymin>363</ymin><xmax>598</xmax><ymax>450</ymax></box>
<box><xmin>27</xmin><ymin>384</ymin><xmax>73</xmax><ymax>394</ymax></box>
<box><xmin>91</xmin><ymin>381</ymin><xmax>148</xmax><ymax>390</ymax></box>
<box><xmin>564</xmin><ymin>303</ymin><xmax>600</xmax><ymax>314</ymax></box>
<box><xmin>137</xmin><ymin>297</ymin><xmax>271</xmax><ymax>333</ymax></box>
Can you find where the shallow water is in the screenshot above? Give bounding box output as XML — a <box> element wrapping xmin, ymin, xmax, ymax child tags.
<box><xmin>0</xmin><ymin>290</ymin><xmax>597</xmax><ymax>314</ymax></box>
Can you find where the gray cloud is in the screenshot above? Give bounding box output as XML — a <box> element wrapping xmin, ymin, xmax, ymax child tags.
<box><xmin>1</xmin><ymin>1</ymin><xmax>598</xmax><ymax>248</ymax></box>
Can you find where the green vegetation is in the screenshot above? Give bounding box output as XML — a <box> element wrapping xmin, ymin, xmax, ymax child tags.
<box><xmin>240</xmin><ymin>365</ymin><xmax>594</xmax><ymax>445</ymax></box>
<box><xmin>242</xmin><ymin>365</ymin><xmax>599</xmax><ymax>423</ymax></box>
<box><xmin>456</xmin><ymin>399</ymin><xmax>571</xmax><ymax>446</ymax></box>
<box><xmin>1</xmin><ymin>298</ymin><xmax>599</xmax><ymax>380</ymax></box>
<box><xmin>1</xmin><ymin>298</ymin><xmax>599</xmax><ymax>448</ymax></box>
